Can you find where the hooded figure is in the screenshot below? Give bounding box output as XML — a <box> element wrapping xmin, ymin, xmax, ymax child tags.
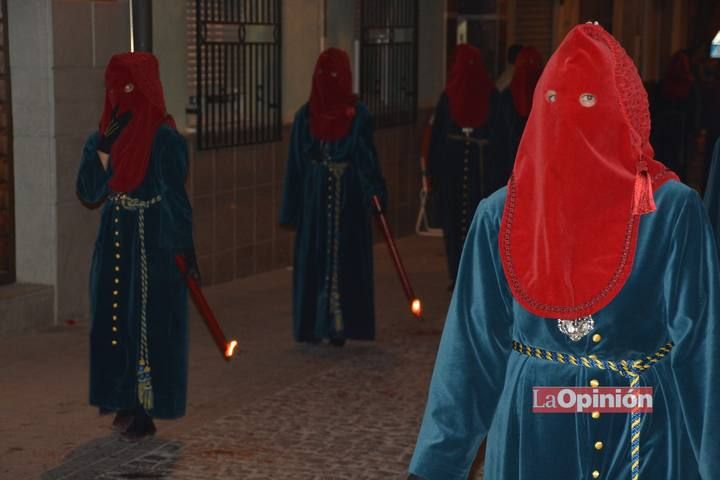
<box><xmin>428</xmin><ymin>44</ymin><xmax>503</xmax><ymax>287</ymax></box>
<box><xmin>497</xmin><ymin>46</ymin><xmax>543</xmax><ymax>170</ymax></box>
<box><xmin>409</xmin><ymin>24</ymin><xmax>720</xmax><ymax>479</ymax></box>
<box><xmin>280</xmin><ymin>48</ymin><xmax>387</xmax><ymax>346</ymax></box>
<box><xmin>76</xmin><ymin>53</ymin><xmax>197</xmax><ymax>439</ymax></box>
<box><xmin>650</xmin><ymin>50</ymin><xmax>701</xmax><ymax>180</ymax></box>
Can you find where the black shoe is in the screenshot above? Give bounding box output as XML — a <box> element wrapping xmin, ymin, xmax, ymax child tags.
<box><xmin>329</xmin><ymin>337</ymin><xmax>346</xmax><ymax>347</ymax></box>
<box><xmin>112</xmin><ymin>409</ymin><xmax>135</xmax><ymax>432</ymax></box>
<box><xmin>120</xmin><ymin>411</ymin><xmax>156</xmax><ymax>442</ymax></box>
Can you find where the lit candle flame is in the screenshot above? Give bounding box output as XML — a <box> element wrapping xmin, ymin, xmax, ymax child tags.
<box><xmin>411</xmin><ymin>299</ymin><xmax>422</xmax><ymax>317</ymax></box>
<box><xmin>225</xmin><ymin>340</ymin><xmax>238</xmax><ymax>358</ymax></box>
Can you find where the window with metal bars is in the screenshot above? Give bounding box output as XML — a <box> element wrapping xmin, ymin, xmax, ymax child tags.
<box><xmin>188</xmin><ymin>0</ymin><xmax>282</xmax><ymax>150</ymax></box>
<box><xmin>0</xmin><ymin>0</ymin><xmax>14</xmax><ymax>285</ymax></box>
<box><xmin>359</xmin><ymin>0</ymin><xmax>418</xmax><ymax>129</ymax></box>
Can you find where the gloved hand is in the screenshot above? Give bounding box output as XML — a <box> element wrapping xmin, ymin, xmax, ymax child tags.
<box><xmin>183</xmin><ymin>247</ymin><xmax>202</xmax><ymax>287</ymax></box>
<box><xmin>97</xmin><ymin>106</ymin><xmax>133</xmax><ymax>154</ymax></box>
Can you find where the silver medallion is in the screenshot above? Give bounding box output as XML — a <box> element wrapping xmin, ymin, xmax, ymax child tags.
<box><xmin>557</xmin><ymin>315</ymin><xmax>595</xmax><ymax>342</ymax></box>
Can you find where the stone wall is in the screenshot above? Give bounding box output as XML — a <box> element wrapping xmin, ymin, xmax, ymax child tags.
<box><xmin>52</xmin><ymin>0</ymin><xmax>131</xmax><ymax>322</ymax></box>
<box><xmin>8</xmin><ymin>0</ymin><xmax>55</xmax><ymax>286</ymax></box>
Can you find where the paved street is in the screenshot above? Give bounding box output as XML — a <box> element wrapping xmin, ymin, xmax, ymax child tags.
<box><xmin>0</xmin><ymin>236</ymin><xmax>485</xmax><ymax>479</ymax></box>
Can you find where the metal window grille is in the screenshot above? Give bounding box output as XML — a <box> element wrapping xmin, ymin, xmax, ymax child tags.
<box><xmin>190</xmin><ymin>0</ymin><xmax>282</xmax><ymax>150</ymax></box>
<box><xmin>359</xmin><ymin>0</ymin><xmax>418</xmax><ymax>129</ymax></box>
<box><xmin>0</xmin><ymin>0</ymin><xmax>14</xmax><ymax>285</ymax></box>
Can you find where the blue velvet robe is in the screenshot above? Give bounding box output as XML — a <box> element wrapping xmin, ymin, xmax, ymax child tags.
<box><xmin>280</xmin><ymin>103</ymin><xmax>387</xmax><ymax>342</ymax></box>
<box><xmin>429</xmin><ymin>92</ymin><xmax>506</xmax><ymax>283</ymax></box>
<box><xmin>410</xmin><ymin>181</ymin><xmax>720</xmax><ymax>479</ymax></box>
<box><xmin>76</xmin><ymin>125</ymin><xmax>192</xmax><ymax>419</ymax></box>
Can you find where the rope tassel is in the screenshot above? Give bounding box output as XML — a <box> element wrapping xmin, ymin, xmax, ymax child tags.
<box><xmin>633</xmin><ymin>160</ymin><xmax>656</xmax><ymax>215</ymax></box>
<box><xmin>325</xmin><ymin>161</ymin><xmax>348</xmax><ymax>334</ymax></box>
<box><xmin>630</xmin><ymin>372</ymin><xmax>642</xmax><ymax>480</ymax></box>
<box><xmin>110</xmin><ymin>193</ymin><xmax>161</xmax><ymax>413</ymax></box>
<box><xmin>137</xmin><ymin>360</ymin><xmax>154</xmax><ymax>411</ymax></box>
<box><xmin>137</xmin><ymin>207</ymin><xmax>153</xmax><ymax>411</ymax></box>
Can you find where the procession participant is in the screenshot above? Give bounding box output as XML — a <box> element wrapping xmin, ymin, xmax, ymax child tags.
<box><xmin>428</xmin><ymin>44</ymin><xmax>502</xmax><ymax>289</ymax></box>
<box><xmin>280</xmin><ymin>48</ymin><xmax>387</xmax><ymax>347</ymax></box>
<box><xmin>77</xmin><ymin>52</ymin><xmax>197</xmax><ymax>440</ymax></box>
<box><xmin>409</xmin><ymin>23</ymin><xmax>719</xmax><ymax>479</ymax></box>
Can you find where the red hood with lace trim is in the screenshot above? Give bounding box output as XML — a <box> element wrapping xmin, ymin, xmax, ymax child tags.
<box><xmin>499</xmin><ymin>24</ymin><xmax>677</xmax><ymax>319</ymax></box>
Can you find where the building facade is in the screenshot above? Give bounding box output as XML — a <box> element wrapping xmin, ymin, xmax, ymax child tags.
<box><xmin>1</xmin><ymin>0</ymin><xmax>445</xmax><ymax>334</ymax></box>
<box><xmin>1</xmin><ymin>0</ymin><xmax>717</xmax><ymax>334</ymax></box>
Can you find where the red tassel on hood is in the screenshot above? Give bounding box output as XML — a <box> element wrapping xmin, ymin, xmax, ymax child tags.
<box><xmin>633</xmin><ymin>160</ymin><xmax>657</xmax><ymax>215</ymax></box>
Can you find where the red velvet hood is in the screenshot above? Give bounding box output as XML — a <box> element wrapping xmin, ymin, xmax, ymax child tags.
<box><xmin>499</xmin><ymin>24</ymin><xmax>677</xmax><ymax>319</ymax></box>
<box><xmin>100</xmin><ymin>52</ymin><xmax>175</xmax><ymax>193</ymax></box>
<box><xmin>445</xmin><ymin>44</ymin><xmax>494</xmax><ymax>128</ymax></box>
<box><xmin>309</xmin><ymin>48</ymin><xmax>357</xmax><ymax>141</ymax></box>
<box><xmin>509</xmin><ymin>47</ymin><xmax>543</xmax><ymax>118</ymax></box>
<box><xmin>662</xmin><ymin>51</ymin><xmax>694</xmax><ymax>101</ymax></box>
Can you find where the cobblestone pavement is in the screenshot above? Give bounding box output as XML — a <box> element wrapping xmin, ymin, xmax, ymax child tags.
<box><xmin>42</xmin><ymin>336</ymin><xmax>484</xmax><ymax>479</ymax></box>
<box><xmin>2</xmin><ymin>237</ymin><xmax>486</xmax><ymax>479</ymax></box>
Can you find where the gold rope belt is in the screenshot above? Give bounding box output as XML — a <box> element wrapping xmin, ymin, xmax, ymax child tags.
<box><xmin>110</xmin><ymin>193</ymin><xmax>161</xmax><ymax>411</ymax></box>
<box><xmin>324</xmin><ymin>162</ymin><xmax>347</xmax><ymax>334</ymax></box>
<box><xmin>512</xmin><ymin>339</ymin><xmax>673</xmax><ymax>480</ymax></box>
